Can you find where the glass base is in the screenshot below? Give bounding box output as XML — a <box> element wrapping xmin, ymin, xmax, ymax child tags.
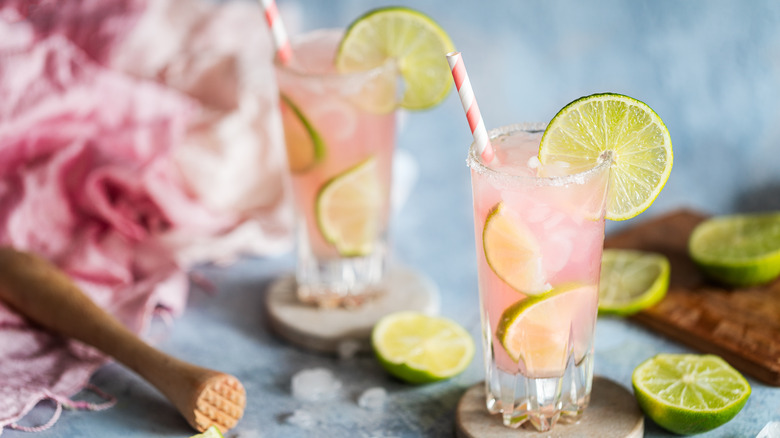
<box><xmin>484</xmin><ymin>352</ymin><xmax>594</xmax><ymax>432</ymax></box>
<box><xmin>296</xmin><ymin>250</ymin><xmax>386</xmax><ymax>308</ymax></box>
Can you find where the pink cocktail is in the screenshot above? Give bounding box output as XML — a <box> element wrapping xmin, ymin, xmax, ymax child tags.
<box><xmin>275</xmin><ymin>29</ymin><xmax>397</xmax><ymax>307</ymax></box>
<box><xmin>468</xmin><ymin>123</ymin><xmax>611</xmax><ymax>431</ymax></box>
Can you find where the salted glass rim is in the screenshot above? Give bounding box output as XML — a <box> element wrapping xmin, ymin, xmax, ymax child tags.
<box><xmin>467</xmin><ymin>122</ymin><xmax>613</xmax><ymax>187</ymax></box>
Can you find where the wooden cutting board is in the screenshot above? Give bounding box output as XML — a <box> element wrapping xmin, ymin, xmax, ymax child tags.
<box><xmin>605</xmin><ymin>209</ymin><xmax>780</xmax><ymax>386</ymax></box>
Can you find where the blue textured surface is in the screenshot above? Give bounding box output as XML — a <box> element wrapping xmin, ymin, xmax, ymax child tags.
<box><xmin>7</xmin><ymin>0</ymin><xmax>780</xmax><ymax>436</ymax></box>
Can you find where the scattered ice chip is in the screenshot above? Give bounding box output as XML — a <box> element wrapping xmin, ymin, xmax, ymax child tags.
<box><xmin>757</xmin><ymin>422</ymin><xmax>780</xmax><ymax>438</ymax></box>
<box><xmin>285</xmin><ymin>409</ymin><xmax>316</xmax><ymax>429</ymax></box>
<box><xmin>337</xmin><ymin>339</ymin><xmax>362</xmax><ymax>360</ymax></box>
<box><xmin>527</xmin><ymin>155</ymin><xmax>541</xmax><ymax>169</ymax></box>
<box><xmin>291</xmin><ymin>368</ymin><xmax>342</xmax><ymax>401</ymax></box>
<box><xmin>357</xmin><ymin>387</ymin><xmax>387</xmax><ymax>410</ymax></box>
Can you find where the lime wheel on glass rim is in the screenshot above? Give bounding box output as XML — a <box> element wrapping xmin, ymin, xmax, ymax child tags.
<box><xmin>335</xmin><ymin>6</ymin><xmax>455</xmax><ymax>110</ymax></box>
<box><xmin>539</xmin><ymin>93</ymin><xmax>673</xmax><ymax>221</ymax></box>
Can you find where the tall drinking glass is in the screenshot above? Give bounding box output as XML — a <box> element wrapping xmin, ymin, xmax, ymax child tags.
<box><xmin>467</xmin><ymin>123</ymin><xmax>611</xmax><ymax>431</ymax></box>
<box><xmin>274</xmin><ymin>29</ymin><xmax>398</xmax><ymax>308</ymax></box>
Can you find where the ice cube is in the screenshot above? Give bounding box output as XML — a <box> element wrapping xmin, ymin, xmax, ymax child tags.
<box><xmin>757</xmin><ymin>422</ymin><xmax>780</xmax><ymax>438</ymax></box>
<box><xmin>541</xmin><ymin>160</ymin><xmax>572</xmax><ymax>177</ymax></box>
<box><xmin>285</xmin><ymin>409</ymin><xmax>316</xmax><ymax>429</ymax></box>
<box><xmin>357</xmin><ymin>387</ymin><xmax>387</xmax><ymax>410</ymax></box>
<box><xmin>337</xmin><ymin>339</ymin><xmax>362</xmax><ymax>360</ymax></box>
<box><xmin>291</xmin><ymin>368</ymin><xmax>342</xmax><ymax>401</ymax></box>
<box><xmin>309</xmin><ymin>100</ymin><xmax>357</xmax><ymax>142</ymax></box>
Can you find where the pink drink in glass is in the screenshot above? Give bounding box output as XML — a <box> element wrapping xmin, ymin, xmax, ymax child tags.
<box><xmin>275</xmin><ymin>29</ymin><xmax>397</xmax><ymax>307</ymax></box>
<box><xmin>467</xmin><ymin>124</ymin><xmax>611</xmax><ymax>431</ymax></box>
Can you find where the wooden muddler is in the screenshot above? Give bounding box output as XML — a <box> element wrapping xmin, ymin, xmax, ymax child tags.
<box><xmin>0</xmin><ymin>247</ymin><xmax>246</xmax><ymax>433</ymax></box>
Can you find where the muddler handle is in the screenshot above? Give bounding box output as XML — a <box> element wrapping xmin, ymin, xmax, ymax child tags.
<box><xmin>0</xmin><ymin>247</ymin><xmax>245</xmax><ymax>433</ymax></box>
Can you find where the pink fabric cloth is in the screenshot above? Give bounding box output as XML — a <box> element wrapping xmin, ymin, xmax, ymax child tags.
<box><xmin>0</xmin><ymin>0</ymin><xmax>290</xmax><ymax>432</ymax></box>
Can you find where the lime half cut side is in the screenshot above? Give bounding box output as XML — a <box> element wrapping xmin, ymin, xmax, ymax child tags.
<box><xmin>689</xmin><ymin>212</ymin><xmax>780</xmax><ymax>286</ymax></box>
<box><xmin>632</xmin><ymin>354</ymin><xmax>751</xmax><ymax>435</ymax></box>
<box><xmin>599</xmin><ymin>249</ymin><xmax>670</xmax><ymax>316</ymax></box>
<box><xmin>372</xmin><ymin>311</ymin><xmax>475</xmax><ymax>384</ymax></box>
<box><xmin>189</xmin><ymin>426</ymin><xmax>224</xmax><ymax>438</ymax></box>
<box><xmin>495</xmin><ymin>283</ymin><xmax>597</xmax><ymax>377</ymax></box>
<box><xmin>280</xmin><ymin>94</ymin><xmax>326</xmax><ymax>173</ymax></box>
<box><xmin>539</xmin><ymin>93</ymin><xmax>673</xmax><ymax>221</ymax></box>
<box><xmin>335</xmin><ymin>7</ymin><xmax>455</xmax><ymax>110</ymax></box>
<box><xmin>315</xmin><ymin>157</ymin><xmax>382</xmax><ymax>256</ymax></box>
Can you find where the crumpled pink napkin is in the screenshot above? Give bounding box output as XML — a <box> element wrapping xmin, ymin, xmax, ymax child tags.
<box><xmin>111</xmin><ymin>0</ymin><xmax>292</xmax><ymax>266</ymax></box>
<box><xmin>0</xmin><ymin>0</ymin><xmax>290</xmax><ymax>433</ymax></box>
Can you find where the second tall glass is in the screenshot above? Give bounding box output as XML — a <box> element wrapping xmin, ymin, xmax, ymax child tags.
<box><xmin>275</xmin><ymin>29</ymin><xmax>398</xmax><ymax>308</ymax></box>
<box><xmin>467</xmin><ymin>123</ymin><xmax>611</xmax><ymax>431</ymax></box>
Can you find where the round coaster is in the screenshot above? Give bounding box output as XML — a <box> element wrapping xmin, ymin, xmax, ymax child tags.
<box><xmin>455</xmin><ymin>377</ymin><xmax>644</xmax><ymax>438</ymax></box>
<box><xmin>265</xmin><ymin>265</ymin><xmax>440</xmax><ymax>354</ymax></box>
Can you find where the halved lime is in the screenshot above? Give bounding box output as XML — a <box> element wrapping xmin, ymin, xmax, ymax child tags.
<box><xmin>315</xmin><ymin>157</ymin><xmax>382</xmax><ymax>256</ymax></box>
<box><xmin>372</xmin><ymin>311</ymin><xmax>474</xmax><ymax>384</ymax></box>
<box><xmin>632</xmin><ymin>354</ymin><xmax>751</xmax><ymax>435</ymax></box>
<box><xmin>495</xmin><ymin>283</ymin><xmax>597</xmax><ymax>377</ymax></box>
<box><xmin>599</xmin><ymin>249</ymin><xmax>670</xmax><ymax>316</ymax></box>
<box><xmin>539</xmin><ymin>93</ymin><xmax>673</xmax><ymax>221</ymax></box>
<box><xmin>482</xmin><ymin>202</ymin><xmax>547</xmax><ymax>295</ymax></box>
<box><xmin>279</xmin><ymin>94</ymin><xmax>326</xmax><ymax>173</ymax></box>
<box><xmin>689</xmin><ymin>212</ymin><xmax>780</xmax><ymax>286</ymax></box>
<box><xmin>335</xmin><ymin>7</ymin><xmax>455</xmax><ymax>110</ymax></box>
<box><xmin>189</xmin><ymin>426</ymin><xmax>224</xmax><ymax>438</ymax></box>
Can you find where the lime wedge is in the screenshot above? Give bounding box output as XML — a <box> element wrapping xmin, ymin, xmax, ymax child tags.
<box><xmin>689</xmin><ymin>212</ymin><xmax>780</xmax><ymax>286</ymax></box>
<box><xmin>372</xmin><ymin>311</ymin><xmax>475</xmax><ymax>384</ymax></box>
<box><xmin>496</xmin><ymin>283</ymin><xmax>597</xmax><ymax>377</ymax></box>
<box><xmin>189</xmin><ymin>426</ymin><xmax>224</xmax><ymax>438</ymax></box>
<box><xmin>335</xmin><ymin>7</ymin><xmax>455</xmax><ymax>110</ymax></box>
<box><xmin>279</xmin><ymin>94</ymin><xmax>326</xmax><ymax>173</ymax></box>
<box><xmin>632</xmin><ymin>354</ymin><xmax>751</xmax><ymax>435</ymax></box>
<box><xmin>315</xmin><ymin>157</ymin><xmax>382</xmax><ymax>256</ymax></box>
<box><xmin>482</xmin><ymin>202</ymin><xmax>547</xmax><ymax>295</ymax></box>
<box><xmin>539</xmin><ymin>93</ymin><xmax>673</xmax><ymax>221</ymax></box>
<box><xmin>598</xmin><ymin>249</ymin><xmax>670</xmax><ymax>316</ymax></box>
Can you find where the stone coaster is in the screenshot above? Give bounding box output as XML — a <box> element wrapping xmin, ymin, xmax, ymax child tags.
<box><xmin>455</xmin><ymin>377</ymin><xmax>644</xmax><ymax>438</ymax></box>
<box><xmin>265</xmin><ymin>266</ymin><xmax>440</xmax><ymax>354</ymax></box>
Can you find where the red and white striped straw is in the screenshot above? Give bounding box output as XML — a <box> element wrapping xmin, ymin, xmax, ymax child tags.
<box><xmin>259</xmin><ymin>0</ymin><xmax>293</xmax><ymax>64</ymax></box>
<box><xmin>446</xmin><ymin>51</ymin><xmax>494</xmax><ymax>163</ymax></box>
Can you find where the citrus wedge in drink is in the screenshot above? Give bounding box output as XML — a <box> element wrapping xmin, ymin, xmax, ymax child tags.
<box><xmin>482</xmin><ymin>202</ymin><xmax>547</xmax><ymax>295</ymax></box>
<box><xmin>538</xmin><ymin>93</ymin><xmax>673</xmax><ymax>221</ymax></box>
<box><xmin>315</xmin><ymin>157</ymin><xmax>382</xmax><ymax>256</ymax></box>
<box><xmin>279</xmin><ymin>94</ymin><xmax>326</xmax><ymax>172</ymax></box>
<box><xmin>496</xmin><ymin>283</ymin><xmax>597</xmax><ymax>377</ymax></box>
<box><xmin>689</xmin><ymin>212</ymin><xmax>780</xmax><ymax>286</ymax></box>
<box><xmin>189</xmin><ymin>426</ymin><xmax>224</xmax><ymax>438</ymax></box>
<box><xmin>632</xmin><ymin>354</ymin><xmax>751</xmax><ymax>435</ymax></box>
<box><xmin>335</xmin><ymin>7</ymin><xmax>455</xmax><ymax>110</ymax></box>
<box><xmin>372</xmin><ymin>311</ymin><xmax>475</xmax><ymax>384</ymax></box>
<box><xmin>598</xmin><ymin>249</ymin><xmax>670</xmax><ymax>316</ymax></box>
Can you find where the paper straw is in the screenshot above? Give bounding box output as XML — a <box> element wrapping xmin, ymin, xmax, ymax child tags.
<box><xmin>446</xmin><ymin>51</ymin><xmax>494</xmax><ymax>163</ymax></box>
<box><xmin>259</xmin><ymin>0</ymin><xmax>293</xmax><ymax>64</ymax></box>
